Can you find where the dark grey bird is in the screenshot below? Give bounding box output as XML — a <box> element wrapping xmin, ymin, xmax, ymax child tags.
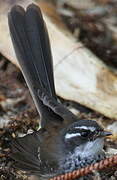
<box><xmin>8</xmin><ymin>4</ymin><xmax>112</xmax><ymax>180</ymax></box>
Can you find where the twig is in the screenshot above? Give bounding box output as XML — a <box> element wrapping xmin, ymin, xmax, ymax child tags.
<box><xmin>49</xmin><ymin>154</ymin><xmax>117</xmax><ymax>180</ymax></box>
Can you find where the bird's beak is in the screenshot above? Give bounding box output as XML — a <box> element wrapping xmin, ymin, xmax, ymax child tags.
<box><xmin>99</xmin><ymin>131</ymin><xmax>112</xmax><ymax>137</ymax></box>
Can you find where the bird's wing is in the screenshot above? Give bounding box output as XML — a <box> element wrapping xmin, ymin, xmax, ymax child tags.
<box><xmin>11</xmin><ymin>132</ymin><xmax>42</xmax><ymax>175</ymax></box>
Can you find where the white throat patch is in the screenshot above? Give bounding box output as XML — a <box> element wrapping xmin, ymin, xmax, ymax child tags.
<box><xmin>74</xmin><ymin>138</ymin><xmax>104</xmax><ymax>158</ymax></box>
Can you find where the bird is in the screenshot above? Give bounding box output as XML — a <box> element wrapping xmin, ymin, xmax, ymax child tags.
<box><xmin>8</xmin><ymin>4</ymin><xmax>112</xmax><ymax>180</ymax></box>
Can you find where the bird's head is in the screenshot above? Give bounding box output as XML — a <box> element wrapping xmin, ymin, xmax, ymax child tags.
<box><xmin>63</xmin><ymin>120</ymin><xmax>112</xmax><ymax>159</ymax></box>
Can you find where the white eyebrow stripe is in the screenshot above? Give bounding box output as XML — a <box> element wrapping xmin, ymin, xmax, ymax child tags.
<box><xmin>65</xmin><ymin>133</ymin><xmax>81</xmax><ymax>139</ymax></box>
<box><xmin>74</xmin><ymin>126</ymin><xmax>96</xmax><ymax>132</ymax></box>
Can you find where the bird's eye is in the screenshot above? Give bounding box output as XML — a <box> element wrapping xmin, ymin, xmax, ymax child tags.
<box><xmin>81</xmin><ymin>130</ymin><xmax>90</xmax><ymax>137</ymax></box>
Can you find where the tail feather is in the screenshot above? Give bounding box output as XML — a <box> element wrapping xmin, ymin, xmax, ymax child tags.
<box><xmin>25</xmin><ymin>5</ymin><xmax>56</xmax><ymax>97</ymax></box>
<box><xmin>8</xmin><ymin>4</ymin><xmax>63</xmax><ymax>127</ymax></box>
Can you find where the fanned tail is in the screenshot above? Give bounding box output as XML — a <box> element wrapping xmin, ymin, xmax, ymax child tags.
<box><xmin>8</xmin><ymin>4</ymin><xmax>63</xmax><ymax>127</ymax></box>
